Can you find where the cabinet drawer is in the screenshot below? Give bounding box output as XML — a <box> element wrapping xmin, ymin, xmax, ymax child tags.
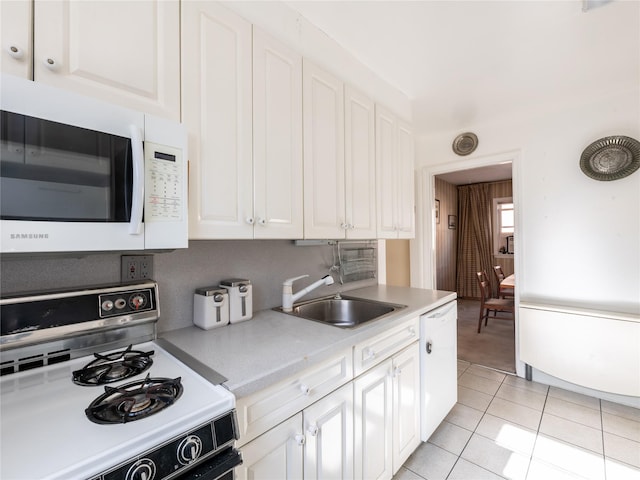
<box><xmin>236</xmin><ymin>348</ymin><xmax>353</xmax><ymax>446</ymax></box>
<box><xmin>354</xmin><ymin>317</ymin><xmax>418</xmax><ymax>376</ymax></box>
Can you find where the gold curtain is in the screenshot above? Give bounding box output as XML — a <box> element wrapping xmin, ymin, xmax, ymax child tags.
<box><xmin>456</xmin><ymin>183</ymin><xmax>495</xmax><ymax>298</ymax></box>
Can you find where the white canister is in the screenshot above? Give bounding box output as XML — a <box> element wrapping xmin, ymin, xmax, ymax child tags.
<box><xmin>193</xmin><ymin>287</ymin><xmax>230</xmax><ymax>330</ymax></box>
<box><xmin>219</xmin><ymin>278</ymin><xmax>252</xmax><ymax>323</ymax></box>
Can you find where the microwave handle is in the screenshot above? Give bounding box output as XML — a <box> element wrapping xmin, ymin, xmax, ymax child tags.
<box><xmin>129</xmin><ymin>125</ymin><xmax>144</xmax><ymax>235</ymax></box>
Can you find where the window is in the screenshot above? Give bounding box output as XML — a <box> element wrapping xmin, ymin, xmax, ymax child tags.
<box><xmin>493</xmin><ymin>197</ymin><xmax>514</xmax><ymax>254</ymax></box>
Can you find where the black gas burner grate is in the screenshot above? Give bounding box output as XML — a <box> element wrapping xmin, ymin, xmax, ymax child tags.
<box><xmin>72</xmin><ymin>345</ymin><xmax>154</xmax><ymax>386</ymax></box>
<box><xmin>85</xmin><ymin>374</ymin><xmax>183</xmax><ymax>424</ymax></box>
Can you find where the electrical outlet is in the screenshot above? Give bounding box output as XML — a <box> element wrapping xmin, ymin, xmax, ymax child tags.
<box><xmin>121</xmin><ymin>255</ymin><xmax>154</xmax><ymax>282</ymax></box>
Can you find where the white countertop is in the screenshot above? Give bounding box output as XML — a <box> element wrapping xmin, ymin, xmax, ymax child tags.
<box><xmin>161</xmin><ymin>285</ymin><xmax>456</xmax><ymax>398</ymax></box>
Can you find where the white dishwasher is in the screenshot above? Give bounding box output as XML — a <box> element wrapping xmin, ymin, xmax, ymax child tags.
<box><xmin>420</xmin><ymin>299</ymin><xmax>458</xmax><ymax>441</ymax></box>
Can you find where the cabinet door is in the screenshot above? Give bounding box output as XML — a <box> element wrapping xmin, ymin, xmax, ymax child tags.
<box><xmin>375</xmin><ymin>105</ymin><xmax>398</xmax><ymax>239</ymax></box>
<box><xmin>253</xmin><ymin>27</ymin><xmax>303</xmax><ymax>239</ymax></box>
<box><xmin>303</xmin><ymin>60</ymin><xmax>345</xmax><ymax>239</ymax></box>
<box><xmin>182</xmin><ymin>1</ymin><xmax>253</xmax><ymax>239</ymax></box>
<box><xmin>396</xmin><ymin>120</ymin><xmax>415</xmax><ymax>238</ymax></box>
<box><xmin>344</xmin><ymin>85</ymin><xmax>377</xmax><ymax>239</ymax></box>
<box><xmin>1</xmin><ymin>0</ymin><xmax>32</xmax><ymax>78</ymax></box>
<box><xmin>236</xmin><ymin>413</ymin><xmax>304</xmax><ymax>480</ymax></box>
<box><xmin>33</xmin><ymin>0</ymin><xmax>180</xmax><ymax>120</ymax></box>
<box><xmin>392</xmin><ymin>342</ymin><xmax>421</xmax><ymax>473</ymax></box>
<box><xmin>303</xmin><ymin>383</ymin><xmax>354</xmax><ymax>480</ymax></box>
<box><xmin>354</xmin><ymin>360</ymin><xmax>393</xmax><ymax>480</ymax></box>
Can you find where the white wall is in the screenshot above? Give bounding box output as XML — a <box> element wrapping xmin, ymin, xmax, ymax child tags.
<box><xmin>415</xmin><ymin>86</ymin><xmax>640</xmax><ymax>314</ymax></box>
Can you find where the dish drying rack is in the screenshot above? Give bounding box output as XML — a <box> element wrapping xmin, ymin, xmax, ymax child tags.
<box><xmin>331</xmin><ymin>241</ymin><xmax>377</xmax><ymax>284</ymax></box>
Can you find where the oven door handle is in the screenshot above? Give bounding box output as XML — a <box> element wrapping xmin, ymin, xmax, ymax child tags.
<box><xmin>129</xmin><ymin>124</ymin><xmax>144</xmax><ymax>235</ymax></box>
<box><xmin>176</xmin><ymin>447</ymin><xmax>242</xmax><ymax>480</ymax></box>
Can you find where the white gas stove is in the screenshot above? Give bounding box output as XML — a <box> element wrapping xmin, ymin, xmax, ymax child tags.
<box><xmin>0</xmin><ymin>282</ymin><xmax>241</xmax><ymax>480</ymax></box>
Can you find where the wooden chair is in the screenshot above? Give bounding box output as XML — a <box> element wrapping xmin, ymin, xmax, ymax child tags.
<box><xmin>476</xmin><ymin>271</ymin><xmax>514</xmax><ymax>333</ymax></box>
<box><xmin>493</xmin><ymin>265</ymin><xmax>514</xmax><ymax>298</ymax></box>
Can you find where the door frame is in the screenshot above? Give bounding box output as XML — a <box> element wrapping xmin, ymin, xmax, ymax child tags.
<box><xmin>410</xmin><ymin>149</ymin><xmax>526</xmax><ymax>377</ymax></box>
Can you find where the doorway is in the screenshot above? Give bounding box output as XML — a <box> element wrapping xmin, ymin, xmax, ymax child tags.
<box><xmin>413</xmin><ymin>151</ymin><xmax>521</xmax><ymax>375</ymax></box>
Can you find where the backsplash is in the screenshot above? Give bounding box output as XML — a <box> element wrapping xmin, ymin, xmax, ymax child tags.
<box><xmin>0</xmin><ymin>240</ymin><xmax>376</xmax><ymax>332</ymax></box>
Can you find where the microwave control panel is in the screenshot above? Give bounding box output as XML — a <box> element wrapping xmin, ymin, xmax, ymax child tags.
<box><xmin>144</xmin><ymin>142</ymin><xmax>183</xmax><ymax>222</ymax></box>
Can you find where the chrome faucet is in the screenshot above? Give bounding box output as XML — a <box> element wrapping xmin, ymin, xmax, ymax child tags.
<box><xmin>282</xmin><ymin>274</ymin><xmax>335</xmax><ymax>312</ymax></box>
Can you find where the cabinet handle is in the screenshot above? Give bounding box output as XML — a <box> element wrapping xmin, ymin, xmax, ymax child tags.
<box><xmin>294</xmin><ymin>434</ymin><xmax>305</xmax><ymax>446</ymax></box>
<box><xmin>7</xmin><ymin>45</ymin><xmax>24</xmax><ymax>59</ymax></box>
<box><xmin>44</xmin><ymin>57</ymin><xmax>58</xmax><ymax>70</ymax></box>
<box><xmin>256</xmin><ymin>217</ymin><xmax>266</xmax><ymax>226</ymax></box>
<box><xmin>393</xmin><ymin>366</ymin><xmax>402</xmax><ymax>377</ymax></box>
<box><xmin>426</xmin><ymin>341</ymin><xmax>432</xmax><ymax>354</ymax></box>
<box><xmin>340</xmin><ymin>223</ymin><xmax>348</xmax><ymax>230</ymax></box>
<box><xmin>408</xmin><ymin>327</ymin><xmax>416</xmax><ymax>336</ymax></box>
<box><xmin>299</xmin><ymin>384</ymin><xmax>310</xmax><ymax>396</ymax></box>
<box><xmin>364</xmin><ymin>347</ymin><xmax>376</xmax><ymax>360</ymax></box>
<box><xmin>307</xmin><ymin>424</ymin><xmax>318</xmax><ymax>436</ymax></box>
<box><xmin>245</xmin><ymin>216</ymin><xmax>255</xmax><ymax>225</ymax></box>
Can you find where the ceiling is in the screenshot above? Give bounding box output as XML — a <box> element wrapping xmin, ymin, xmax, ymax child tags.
<box><xmin>284</xmin><ymin>0</ymin><xmax>640</xmax><ymax>134</ymax></box>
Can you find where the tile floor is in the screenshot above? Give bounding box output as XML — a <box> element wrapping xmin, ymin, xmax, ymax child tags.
<box><xmin>394</xmin><ymin>361</ymin><xmax>640</xmax><ymax>480</ymax></box>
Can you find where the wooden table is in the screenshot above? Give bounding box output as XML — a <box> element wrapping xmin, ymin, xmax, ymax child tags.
<box><xmin>499</xmin><ymin>274</ymin><xmax>515</xmax><ymax>297</ymax></box>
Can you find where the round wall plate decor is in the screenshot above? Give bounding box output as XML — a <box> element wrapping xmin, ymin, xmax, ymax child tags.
<box><xmin>580</xmin><ymin>135</ymin><xmax>640</xmax><ymax>181</ymax></box>
<box><xmin>452</xmin><ymin>132</ymin><xmax>478</xmax><ymax>156</ymax></box>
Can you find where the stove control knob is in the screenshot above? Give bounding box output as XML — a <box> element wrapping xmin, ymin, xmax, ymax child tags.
<box><xmin>101</xmin><ymin>299</ymin><xmax>114</xmax><ymax>312</ymax></box>
<box><xmin>125</xmin><ymin>458</ymin><xmax>156</xmax><ymax>480</ymax></box>
<box><xmin>177</xmin><ymin>435</ymin><xmax>203</xmax><ymax>465</ymax></box>
<box><xmin>129</xmin><ymin>293</ymin><xmax>147</xmax><ymax>310</ymax></box>
<box><xmin>114</xmin><ymin>298</ymin><xmax>127</xmax><ymax>309</ymax></box>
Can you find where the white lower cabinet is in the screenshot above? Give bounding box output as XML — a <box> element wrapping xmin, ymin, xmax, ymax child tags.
<box><xmin>237</xmin><ymin>413</ymin><xmax>304</xmax><ymax>480</ymax></box>
<box><xmin>237</xmin><ymin>318</ymin><xmax>423</xmax><ymax>480</ymax></box>
<box><xmin>237</xmin><ymin>383</ymin><xmax>353</xmax><ymax>480</ymax></box>
<box><xmin>354</xmin><ymin>341</ymin><xmax>420</xmax><ymax>480</ymax></box>
<box><xmin>354</xmin><ymin>359</ymin><xmax>393</xmax><ymax>480</ymax></box>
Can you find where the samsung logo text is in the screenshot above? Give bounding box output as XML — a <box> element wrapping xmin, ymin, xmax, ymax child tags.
<box><xmin>10</xmin><ymin>233</ymin><xmax>49</xmax><ymax>239</ymax></box>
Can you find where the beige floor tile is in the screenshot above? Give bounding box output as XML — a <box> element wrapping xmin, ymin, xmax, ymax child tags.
<box><xmin>544</xmin><ymin>396</ymin><xmax>601</xmax><ymax>429</ymax></box>
<box><xmin>539</xmin><ymin>413</ymin><xmax>603</xmax><ymax>454</ymax></box>
<box><xmin>496</xmin><ymin>383</ymin><xmax>547</xmax><ymax>411</ymax></box>
<box><xmin>526</xmin><ymin>459</ymin><xmax>590</xmax><ymax>480</ymax></box>
<box><xmin>458</xmin><ymin>371</ymin><xmax>502</xmax><ymax>396</ymax></box>
<box><xmin>427</xmin><ymin>420</ymin><xmax>473</xmax><ymax>456</ymax></box>
<box><xmin>403</xmin><ymin>442</ymin><xmax>457</xmax><ymax>480</ymax></box>
<box><xmin>458</xmin><ymin>385</ymin><xmax>493</xmax><ymax>412</ymax></box>
<box><xmin>603</xmin><ymin>432</ymin><xmax>640</xmax><ymax>468</ymax></box>
<box><xmin>602</xmin><ymin>412</ymin><xmax>640</xmax><ymax>442</ymax></box>
<box><xmin>487</xmin><ymin>397</ymin><xmax>543</xmax><ymax>431</ymax></box>
<box><xmin>444</xmin><ymin>403</ymin><xmax>485</xmax><ymax>431</ymax></box>
<box><xmin>548</xmin><ymin>387</ymin><xmax>601</xmax><ymax>411</ymax></box>
<box><xmin>502</xmin><ymin>376</ymin><xmax>549</xmax><ymax>396</ymax></box>
<box><xmin>392</xmin><ymin>466</ymin><xmax>424</xmax><ymax>480</ymax></box>
<box><xmin>467</xmin><ymin>364</ymin><xmax>508</xmax><ymax>383</ymax></box>
<box><xmin>601</xmin><ymin>400</ymin><xmax>640</xmax><ymax>423</ymax></box>
<box><xmin>447</xmin><ymin>458</ymin><xmax>507</xmax><ymax>480</ymax></box>
<box><xmin>604</xmin><ymin>457</ymin><xmax>640</xmax><ymax>480</ymax></box>
<box><xmin>475</xmin><ymin>414</ymin><xmax>537</xmax><ymax>456</ymax></box>
<box><xmin>461</xmin><ymin>433</ymin><xmax>530</xmax><ymax>480</ymax></box>
<box><xmin>532</xmin><ymin>434</ymin><xmax>605</xmax><ymax>480</ymax></box>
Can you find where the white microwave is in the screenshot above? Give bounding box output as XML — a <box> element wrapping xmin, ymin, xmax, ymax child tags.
<box><xmin>0</xmin><ymin>75</ymin><xmax>188</xmax><ymax>253</ymax></box>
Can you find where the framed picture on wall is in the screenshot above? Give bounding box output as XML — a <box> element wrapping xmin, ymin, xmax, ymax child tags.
<box><xmin>435</xmin><ymin>199</ymin><xmax>440</xmax><ymax>224</ymax></box>
<box><xmin>507</xmin><ymin>235</ymin><xmax>515</xmax><ymax>254</ymax></box>
<box><xmin>448</xmin><ymin>215</ymin><xmax>457</xmax><ymax>229</ymax></box>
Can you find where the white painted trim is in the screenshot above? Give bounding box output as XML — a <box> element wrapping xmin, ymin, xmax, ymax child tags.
<box><xmin>413</xmin><ymin>150</ymin><xmax>527</xmax><ymax>377</ymax></box>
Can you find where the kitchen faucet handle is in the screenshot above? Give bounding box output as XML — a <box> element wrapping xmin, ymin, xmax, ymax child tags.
<box><xmin>283</xmin><ymin>274</ymin><xmax>309</xmax><ymax>287</ymax></box>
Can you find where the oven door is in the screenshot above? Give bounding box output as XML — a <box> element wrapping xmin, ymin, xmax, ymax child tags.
<box><xmin>175</xmin><ymin>446</ymin><xmax>242</xmax><ymax>480</ymax></box>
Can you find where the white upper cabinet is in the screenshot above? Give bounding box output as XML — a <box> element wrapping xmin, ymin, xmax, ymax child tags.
<box><xmin>303</xmin><ymin>60</ymin><xmax>346</xmax><ymax>239</ymax></box>
<box><xmin>253</xmin><ymin>27</ymin><xmax>304</xmax><ymax>239</ymax></box>
<box><xmin>376</xmin><ymin>105</ymin><xmax>415</xmax><ymax>239</ymax></box>
<box><xmin>28</xmin><ymin>0</ymin><xmax>180</xmax><ymax>120</ymax></box>
<box><xmin>303</xmin><ymin>61</ymin><xmax>377</xmax><ymax>239</ymax></box>
<box><xmin>1</xmin><ymin>0</ymin><xmax>32</xmax><ymax>79</ymax></box>
<box><xmin>183</xmin><ymin>1</ymin><xmax>253</xmax><ymax>239</ymax></box>
<box><xmin>344</xmin><ymin>85</ymin><xmax>377</xmax><ymax>239</ymax></box>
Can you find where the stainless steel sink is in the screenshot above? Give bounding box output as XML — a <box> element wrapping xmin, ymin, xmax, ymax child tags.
<box><xmin>277</xmin><ymin>295</ymin><xmax>406</xmax><ymax>328</ymax></box>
